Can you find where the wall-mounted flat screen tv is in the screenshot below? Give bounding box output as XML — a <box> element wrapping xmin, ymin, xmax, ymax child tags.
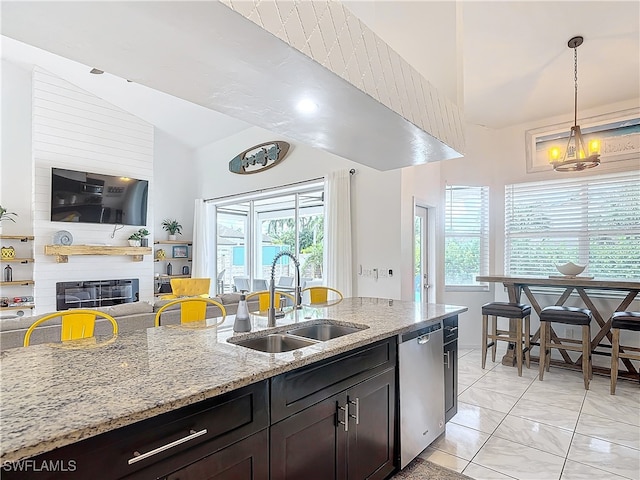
<box><xmin>51</xmin><ymin>168</ymin><xmax>148</xmax><ymax>226</ymax></box>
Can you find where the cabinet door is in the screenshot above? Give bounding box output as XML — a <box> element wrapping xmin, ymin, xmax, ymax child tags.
<box><xmin>346</xmin><ymin>368</ymin><xmax>395</xmax><ymax>480</ymax></box>
<box><xmin>270</xmin><ymin>392</ymin><xmax>347</xmax><ymax>480</ymax></box>
<box><xmin>164</xmin><ymin>429</ymin><xmax>268</xmax><ymax>480</ymax></box>
<box><xmin>444</xmin><ymin>339</ymin><xmax>458</xmax><ymax>422</ymax></box>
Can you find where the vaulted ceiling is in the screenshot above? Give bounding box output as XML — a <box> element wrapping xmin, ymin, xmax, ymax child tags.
<box><xmin>2</xmin><ymin>1</ymin><xmax>638</xmax><ymax>159</ymax></box>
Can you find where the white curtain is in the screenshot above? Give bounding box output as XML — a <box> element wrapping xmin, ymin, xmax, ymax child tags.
<box><xmin>325</xmin><ymin>170</ymin><xmax>353</xmax><ymax>297</ymax></box>
<box><xmin>192</xmin><ymin>199</ymin><xmax>215</xmax><ymax>295</ymax></box>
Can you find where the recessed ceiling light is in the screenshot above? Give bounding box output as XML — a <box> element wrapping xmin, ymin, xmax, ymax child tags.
<box><xmin>89</xmin><ymin>68</ymin><xmax>104</xmax><ymax>74</ymax></box>
<box><xmin>296</xmin><ymin>99</ymin><xmax>318</xmax><ymax>114</ymax></box>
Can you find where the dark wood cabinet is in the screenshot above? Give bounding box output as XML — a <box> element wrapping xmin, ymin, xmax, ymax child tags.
<box><xmin>443</xmin><ymin>316</ymin><xmax>459</xmax><ymax>423</ymax></box>
<box><xmin>346</xmin><ymin>369</ymin><xmax>395</xmax><ymax>480</ymax></box>
<box><xmin>270</xmin><ymin>362</ymin><xmax>395</xmax><ymax>480</ymax></box>
<box><xmin>163</xmin><ymin>429</ymin><xmax>268</xmax><ymax>480</ymax></box>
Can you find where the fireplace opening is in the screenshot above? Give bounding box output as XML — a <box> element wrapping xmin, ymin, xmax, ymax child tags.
<box><xmin>56</xmin><ymin>279</ymin><xmax>139</xmax><ymax>311</ymax></box>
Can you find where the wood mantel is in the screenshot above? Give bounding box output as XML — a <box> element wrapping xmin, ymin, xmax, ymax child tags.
<box><xmin>44</xmin><ymin>245</ymin><xmax>152</xmax><ymax>263</ymax></box>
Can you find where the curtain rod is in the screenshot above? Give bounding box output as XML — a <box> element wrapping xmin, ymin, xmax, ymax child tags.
<box><xmin>204</xmin><ymin>169</ymin><xmax>356</xmax><ymax>203</ymax></box>
<box><xmin>204</xmin><ymin>176</ymin><xmax>324</xmax><ymax>203</ymax></box>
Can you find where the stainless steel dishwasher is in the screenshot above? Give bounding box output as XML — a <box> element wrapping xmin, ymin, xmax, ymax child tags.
<box><xmin>398</xmin><ymin>321</ymin><xmax>445</xmax><ymax>469</ymax></box>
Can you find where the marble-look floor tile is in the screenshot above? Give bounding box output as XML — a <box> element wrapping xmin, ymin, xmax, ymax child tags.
<box><xmin>450</xmin><ymin>401</ymin><xmax>507</xmax><ymax>435</ymax></box>
<box><xmin>473</xmin><ymin>436</ymin><xmax>565</xmax><ymax>480</ymax></box>
<box><xmin>520</xmin><ymin>385</ymin><xmax>585</xmax><ymax>413</ymax></box>
<box><xmin>418</xmin><ymin>447</ymin><xmax>468</xmax><ymax>473</ymax></box>
<box><xmin>473</xmin><ymin>372</ymin><xmax>534</xmax><ymax>397</ymax></box>
<box><xmin>581</xmin><ymin>394</ymin><xmax>640</xmax><ymax>427</ymax></box>
<box><xmin>511</xmin><ymin>397</ymin><xmax>580</xmax><ymax>430</ymax></box>
<box><xmin>459</xmin><ymin>369</ymin><xmax>488</xmax><ymax>386</ymax></box>
<box><xmin>458</xmin><ymin>386</ymin><xmax>521</xmax><ymax>414</ymax></box>
<box><xmin>491</xmin><ymin>363</ymin><xmax>540</xmax><ymax>380</ymax></box>
<box><xmin>568</xmin><ymin>433</ymin><xmax>640</xmax><ymax>480</ymax></box>
<box><xmin>458</xmin><ymin>382</ymin><xmax>472</xmax><ymax>396</ymax></box>
<box><xmin>560</xmin><ymin>459</ymin><xmax>630</xmax><ymax>480</ymax></box>
<box><xmin>576</xmin><ymin>412</ymin><xmax>640</xmax><ymax>450</ymax></box>
<box><xmin>463</xmin><ymin>462</ymin><xmax>518</xmax><ymax>479</ymax></box>
<box><xmin>493</xmin><ymin>415</ymin><xmax>573</xmax><ymax>456</ymax></box>
<box><xmin>429</xmin><ymin>422</ymin><xmax>490</xmax><ymax>461</ymax></box>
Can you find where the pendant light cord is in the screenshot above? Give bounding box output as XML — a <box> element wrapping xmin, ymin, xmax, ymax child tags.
<box><xmin>573</xmin><ymin>45</ymin><xmax>578</xmax><ymax>127</ymax></box>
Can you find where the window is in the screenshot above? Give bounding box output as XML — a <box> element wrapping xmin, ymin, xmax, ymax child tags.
<box><xmin>505</xmin><ymin>171</ymin><xmax>640</xmax><ymax>278</ymax></box>
<box><xmin>213</xmin><ymin>182</ymin><xmax>325</xmax><ymax>293</ymax></box>
<box><xmin>445</xmin><ymin>186</ymin><xmax>489</xmax><ymax>287</ymax></box>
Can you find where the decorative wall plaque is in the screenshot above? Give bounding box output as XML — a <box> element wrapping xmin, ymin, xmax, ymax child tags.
<box><xmin>228</xmin><ymin>141</ymin><xmax>290</xmax><ymax>175</ymax></box>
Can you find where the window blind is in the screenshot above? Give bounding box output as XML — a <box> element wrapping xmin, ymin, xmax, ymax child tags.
<box><xmin>445</xmin><ymin>185</ymin><xmax>490</xmax><ymax>286</ymax></box>
<box><xmin>505</xmin><ymin>171</ymin><xmax>640</xmax><ymax>278</ymax></box>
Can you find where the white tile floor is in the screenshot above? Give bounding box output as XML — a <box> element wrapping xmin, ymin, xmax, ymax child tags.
<box><xmin>419</xmin><ymin>348</ymin><xmax>640</xmax><ymax>480</ymax></box>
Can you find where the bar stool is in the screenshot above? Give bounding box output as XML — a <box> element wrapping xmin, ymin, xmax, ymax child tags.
<box><xmin>610</xmin><ymin>311</ymin><xmax>640</xmax><ymax>395</ymax></box>
<box><xmin>539</xmin><ymin>306</ymin><xmax>592</xmax><ymax>389</ymax></box>
<box><xmin>482</xmin><ymin>302</ymin><xmax>531</xmax><ymax>376</ymax></box>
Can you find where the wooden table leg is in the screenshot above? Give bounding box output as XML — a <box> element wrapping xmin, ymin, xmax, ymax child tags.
<box><xmin>501</xmin><ymin>284</ymin><xmax>519</xmax><ymax>367</ymax></box>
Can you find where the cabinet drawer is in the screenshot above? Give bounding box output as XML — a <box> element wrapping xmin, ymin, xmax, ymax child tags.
<box><xmin>5</xmin><ymin>381</ymin><xmax>268</xmax><ymax>480</ymax></box>
<box><xmin>443</xmin><ymin>315</ymin><xmax>458</xmax><ymax>343</ymax></box>
<box><xmin>271</xmin><ymin>338</ymin><xmax>396</xmax><ymax>423</ymax></box>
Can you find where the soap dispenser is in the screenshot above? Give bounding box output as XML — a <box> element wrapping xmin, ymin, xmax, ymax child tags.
<box><xmin>234</xmin><ymin>291</ymin><xmax>251</xmax><ymax>332</ymax></box>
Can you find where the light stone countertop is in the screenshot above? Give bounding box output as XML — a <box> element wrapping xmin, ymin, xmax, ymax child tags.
<box><xmin>0</xmin><ymin>297</ymin><xmax>467</xmax><ymax>462</ymax></box>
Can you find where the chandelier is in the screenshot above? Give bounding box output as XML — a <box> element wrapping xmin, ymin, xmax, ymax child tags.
<box><xmin>549</xmin><ymin>36</ymin><xmax>600</xmax><ymax>172</ymax></box>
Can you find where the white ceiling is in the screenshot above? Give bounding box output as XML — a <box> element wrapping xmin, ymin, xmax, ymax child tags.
<box><xmin>1</xmin><ymin>1</ymin><xmax>638</xmax><ymax>153</ymax></box>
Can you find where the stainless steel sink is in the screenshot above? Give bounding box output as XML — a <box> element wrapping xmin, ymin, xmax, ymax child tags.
<box><xmin>231</xmin><ymin>334</ymin><xmax>317</xmax><ymax>353</ymax></box>
<box><xmin>287</xmin><ymin>322</ymin><xmax>367</xmax><ymax>341</ymax></box>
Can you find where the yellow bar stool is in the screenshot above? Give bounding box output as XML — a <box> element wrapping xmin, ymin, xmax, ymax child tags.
<box><xmin>301</xmin><ymin>286</ymin><xmax>343</xmax><ymax>306</ymax></box>
<box><xmin>610</xmin><ymin>311</ymin><xmax>640</xmax><ymax>395</ymax></box>
<box><xmin>246</xmin><ymin>290</ymin><xmax>296</xmax><ymax>312</ymax></box>
<box><xmin>155</xmin><ymin>297</ymin><xmax>226</xmax><ymax>327</ymax></box>
<box><xmin>481</xmin><ymin>302</ymin><xmax>531</xmax><ymax>376</ymax></box>
<box><xmin>23</xmin><ymin>309</ymin><xmax>119</xmax><ymax>348</ymax></box>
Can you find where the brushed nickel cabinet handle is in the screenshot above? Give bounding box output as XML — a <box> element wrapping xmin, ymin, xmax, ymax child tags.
<box><xmin>348</xmin><ymin>397</ymin><xmax>360</xmax><ymax>425</ymax></box>
<box><xmin>338</xmin><ymin>403</ymin><xmax>349</xmax><ymax>432</ymax></box>
<box><xmin>128</xmin><ymin>429</ymin><xmax>208</xmax><ymax>465</ymax></box>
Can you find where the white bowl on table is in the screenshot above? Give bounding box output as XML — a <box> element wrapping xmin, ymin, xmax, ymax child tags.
<box><xmin>555</xmin><ymin>262</ymin><xmax>587</xmax><ymax>277</ymax></box>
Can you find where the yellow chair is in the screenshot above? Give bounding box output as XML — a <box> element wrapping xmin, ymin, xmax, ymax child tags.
<box><xmin>302</xmin><ymin>286</ymin><xmax>343</xmax><ymax>305</ymax></box>
<box><xmin>246</xmin><ymin>290</ymin><xmax>296</xmax><ymax>312</ymax></box>
<box><xmin>154</xmin><ymin>297</ymin><xmax>226</xmax><ymax>327</ymax></box>
<box><xmin>160</xmin><ymin>278</ymin><xmax>211</xmax><ymax>300</ymax></box>
<box><xmin>23</xmin><ymin>309</ymin><xmax>119</xmax><ymax>347</ymax></box>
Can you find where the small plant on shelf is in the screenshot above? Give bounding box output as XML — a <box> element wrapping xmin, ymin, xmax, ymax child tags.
<box><xmin>161</xmin><ymin>219</ymin><xmax>182</xmax><ymax>240</ymax></box>
<box><xmin>128</xmin><ymin>232</ymin><xmax>142</xmax><ymax>247</ymax></box>
<box><xmin>0</xmin><ymin>205</ymin><xmax>17</xmax><ymax>223</ymax></box>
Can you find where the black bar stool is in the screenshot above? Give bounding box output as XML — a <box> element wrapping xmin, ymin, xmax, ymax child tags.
<box><xmin>481</xmin><ymin>302</ymin><xmax>531</xmax><ymax>376</ymax></box>
<box><xmin>539</xmin><ymin>306</ymin><xmax>592</xmax><ymax>389</ymax></box>
<box><xmin>610</xmin><ymin>311</ymin><xmax>640</xmax><ymax>395</ymax></box>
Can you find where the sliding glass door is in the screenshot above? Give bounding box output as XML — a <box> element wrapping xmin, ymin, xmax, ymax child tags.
<box><xmin>213</xmin><ymin>183</ymin><xmax>324</xmax><ymax>293</ymax></box>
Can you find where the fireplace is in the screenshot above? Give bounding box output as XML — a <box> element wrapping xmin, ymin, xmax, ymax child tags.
<box><xmin>56</xmin><ymin>279</ymin><xmax>139</xmax><ymax>311</ymax></box>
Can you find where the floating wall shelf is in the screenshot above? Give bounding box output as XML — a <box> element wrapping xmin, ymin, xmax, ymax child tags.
<box><xmin>44</xmin><ymin>245</ymin><xmax>152</xmax><ymax>263</ymax></box>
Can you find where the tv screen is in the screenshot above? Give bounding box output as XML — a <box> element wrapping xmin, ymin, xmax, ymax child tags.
<box><xmin>51</xmin><ymin>168</ymin><xmax>148</xmax><ymax>226</ymax></box>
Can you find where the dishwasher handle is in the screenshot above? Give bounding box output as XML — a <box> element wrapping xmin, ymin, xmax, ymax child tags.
<box><xmin>417</xmin><ymin>334</ymin><xmax>431</xmax><ymax>344</ymax></box>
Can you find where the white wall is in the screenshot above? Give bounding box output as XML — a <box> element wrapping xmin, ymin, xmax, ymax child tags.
<box><xmin>152</xmin><ymin>130</ymin><xmax>196</xmax><ymax>242</ymax></box>
<box><xmin>29</xmin><ymin>67</ymin><xmax>155</xmax><ymax>312</ymax></box>
<box><xmin>194</xmin><ymin>126</ymin><xmax>407</xmax><ymax>299</ymax></box>
<box><xmin>0</xmin><ymin>60</ymin><xmax>33</xmax><ymax>233</ymax></box>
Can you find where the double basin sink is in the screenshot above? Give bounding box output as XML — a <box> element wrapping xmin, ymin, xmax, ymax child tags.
<box><xmin>228</xmin><ymin>320</ymin><xmax>368</xmax><ymax>353</ymax></box>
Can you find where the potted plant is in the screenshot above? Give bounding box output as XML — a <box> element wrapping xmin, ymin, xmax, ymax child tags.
<box><xmin>137</xmin><ymin>228</ymin><xmax>150</xmax><ymax>247</ymax></box>
<box><xmin>161</xmin><ymin>219</ymin><xmax>182</xmax><ymax>241</ymax></box>
<box><xmin>128</xmin><ymin>232</ymin><xmax>142</xmax><ymax>247</ymax></box>
<box><xmin>0</xmin><ymin>205</ymin><xmax>17</xmax><ymax>223</ymax></box>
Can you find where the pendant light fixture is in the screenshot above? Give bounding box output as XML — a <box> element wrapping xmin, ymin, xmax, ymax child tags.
<box><xmin>549</xmin><ymin>36</ymin><xmax>601</xmax><ymax>172</ymax></box>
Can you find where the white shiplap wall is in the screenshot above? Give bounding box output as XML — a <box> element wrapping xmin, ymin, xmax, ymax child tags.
<box><xmin>32</xmin><ymin>67</ymin><xmax>154</xmax><ymax>313</ymax></box>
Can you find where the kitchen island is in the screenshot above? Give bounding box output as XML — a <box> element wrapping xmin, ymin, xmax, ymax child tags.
<box><xmin>0</xmin><ymin>297</ymin><xmax>466</xmax><ymax>479</ymax></box>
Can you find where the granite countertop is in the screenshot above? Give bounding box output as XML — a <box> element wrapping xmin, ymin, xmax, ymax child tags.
<box><xmin>0</xmin><ymin>297</ymin><xmax>467</xmax><ymax>462</ymax></box>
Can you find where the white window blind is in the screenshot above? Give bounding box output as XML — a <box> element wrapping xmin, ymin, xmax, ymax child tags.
<box><xmin>505</xmin><ymin>171</ymin><xmax>640</xmax><ymax>278</ymax></box>
<box><xmin>445</xmin><ymin>186</ymin><xmax>490</xmax><ymax>286</ymax></box>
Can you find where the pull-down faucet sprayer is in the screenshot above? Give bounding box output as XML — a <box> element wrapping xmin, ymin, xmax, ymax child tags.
<box><xmin>268</xmin><ymin>251</ymin><xmax>301</xmax><ymax>327</ymax></box>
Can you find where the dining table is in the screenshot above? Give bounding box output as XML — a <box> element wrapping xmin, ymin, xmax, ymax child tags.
<box><xmin>476</xmin><ymin>275</ymin><xmax>640</xmax><ymax>379</ymax></box>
